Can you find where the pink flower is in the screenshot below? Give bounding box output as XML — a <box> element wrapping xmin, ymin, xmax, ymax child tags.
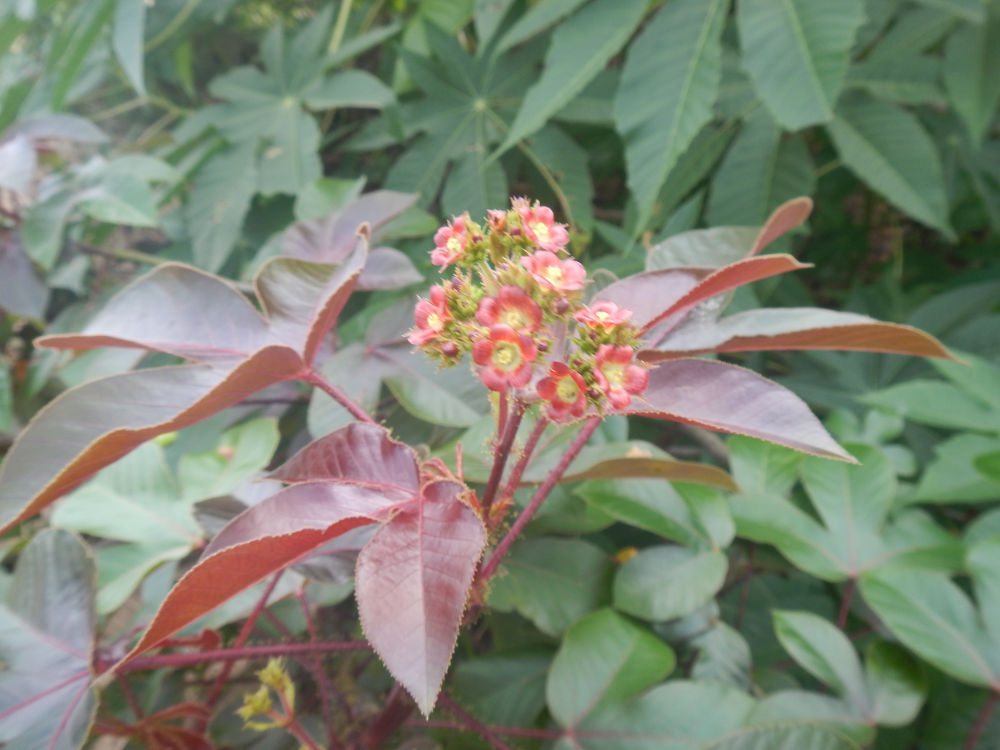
<box><xmin>574</xmin><ymin>302</ymin><xmax>633</xmax><ymax>330</ymax></box>
<box><xmin>431</xmin><ymin>214</ymin><xmax>469</xmax><ymax>267</ymax></box>
<box><xmin>516</xmin><ymin>202</ymin><xmax>569</xmax><ymax>253</ymax></box>
<box><xmin>593</xmin><ymin>345</ymin><xmax>648</xmax><ymax>409</ymax></box>
<box><xmin>408</xmin><ymin>285</ymin><xmax>451</xmax><ymax>346</ymax></box>
<box><xmin>522</xmin><ymin>250</ymin><xmax>586</xmax><ymax>293</ymax></box>
<box><xmin>476</xmin><ymin>286</ymin><xmax>542</xmax><ymax>332</ymax></box>
<box><xmin>472</xmin><ymin>325</ymin><xmax>537</xmax><ymax>392</ymax></box>
<box><xmin>537</xmin><ymin>362</ymin><xmax>588</xmax><ymax>421</ymax></box>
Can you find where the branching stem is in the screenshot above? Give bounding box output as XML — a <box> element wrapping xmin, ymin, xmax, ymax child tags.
<box><xmin>479</xmin><ymin>399</ymin><xmax>526</xmax><ymax>517</ymax></box>
<box><xmin>114</xmin><ymin>640</ymin><xmax>370</xmax><ymax>672</ymax></box>
<box><xmin>964</xmin><ymin>689</ymin><xmax>1000</xmax><ymax>750</ymax></box>
<box><xmin>304</xmin><ymin>367</ymin><xmax>376</xmax><ymax>424</ymax></box>
<box><xmin>479</xmin><ymin>416</ymin><xmax>601</xmax><ymax>582</ymax></box>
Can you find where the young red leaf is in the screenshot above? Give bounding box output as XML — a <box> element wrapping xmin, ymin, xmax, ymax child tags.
<box><xmin>639</xmin><ymin>254</ymin><xmax>812</xmax><ymax>336</ymax></box>
<box><xmin>119</xmin><ymin>481</ymin><xmax>409</xmax><ymax>667</ymax></box>
<box><xmin>356</xmin><ymin>481</ymin><xmax>486</xmax><ymax>716</ymax></box>
<box><xmin>628</xmin><ymin>358</ymin><xmax>855</xmax><ymax>461</ymax></box>
<box><xmin>0</xmin><ymin>350</ymin><xmax>302</xmax><ymax>534</ymax></box>
<box><xmin>749</xmin><ymin>196</ymin><xmax>813</xmax><ymax>256</ymax></box>
<box><xmin>594</xmin><ymin>267</ymin><xmax>712</xmax><ymax>331</ymax></box>
<box><xmin>640</xmin><ymin>308</ymin><xmax>957</xmax><ymax>361</ymax></box>
<box><xmin>269</xmin><ymin>422</ymin><xmax>419</xmax><ymax>488</ymax></box>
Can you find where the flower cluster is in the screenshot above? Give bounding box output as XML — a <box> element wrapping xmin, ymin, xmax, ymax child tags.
<box><xmin>408</xmin><ymin>198</ymin><xmax>648</xmax><ymax>421</ymax></box>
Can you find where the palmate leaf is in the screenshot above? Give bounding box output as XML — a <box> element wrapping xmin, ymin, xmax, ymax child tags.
<box><xmin>0</xmin><ymin>220</ymin><xmax>375</xmax><ymax>534</ymax></box>
<box><xmin>614</xmin><ymin>0</ymin><xmax>727</xmax><ymax>230</ymax></box>
<box><xmin>0</xmin><ymin>529</ymin><xmax>97</xmax><ymax>750</ymax></box>
<box><xmin>943</xmin><ymin>16</ymin><xmax>1000</xmax><ymax>147</ymax></box>
<box><xmin>119</xmin><ymin>423</ymin><xmax>486</xmax><ymax>716</ymax></box>
<box><xmin>737</xmin><ymin>0</ymin><xmax>865</xmax><ymax>130</ymax></box>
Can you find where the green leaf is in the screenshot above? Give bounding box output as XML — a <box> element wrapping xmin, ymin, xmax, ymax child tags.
<box><xmin>944</xmin><ymin>18</ymin><xmax>1000</xmax><ymax>147</ymax></box>
<box><xmin>303</xmin><ymin>69</ymin><xmax>395</xmax><ymax>109</ymax></box>
<box><xmin>178</xmin><ymin>418</ymin><xmax>280</xmax><ymax>502</ymax></box>
<box><xmin>547</xmin><ymin>609</ymin><xmax>675</xmax><ymax>727</ymax></box>
<box><xmin>78</xmin><ymin>173</ymin><xmax>159</xmax><ymax>227</ymax></box>
<box><xmin>654</xmin><ymin>122</ymin><xmax>737</xmax><ymax>223</ymax></box>
<box><xmin>613</xmin><ymin>545</ymin><xmax>728</xmax><ymax>621</ymax></box>
<box><xmin>976</xmin><ymin>451</ymin><xmax>1000</xmax><ymax>483</ymax></box>
<box><xmin>21</xmin><ymin>189</ymin><xmax>75</xmax><ymax>269</ymax></box>
<box><xmin>860</xmin><ymin>567</ymin><xmax>1000</xmax><ymax>689</ymax></box>
<box><xmin>773</xmin><ymin>610</ymin><xmax>870</xmax><ymax>714</ymax></box>
<box><xmin>865</xmin><ymin>380</ymin><xmax>1000</xmax><ymax>432</ymax></box>
<box><xmin>256</xmin><ymin>108</ymin><xmax>322</xmax><ymax>195</ymax></box>
<box><xmin>440</xmin><ymin>147</ymin><xmax>508</xmax><ymax>221</ymax></box>
<box><xmin>866</xmin><ymin>6</ymin><xmax>958</xmax><ymax>63</ymax></box>
<box><xmin>737</xmin><ymin>0</ymin><xmax>865</xmax><ymax>129</ymax></box>
<box><xmin>50</xmin><ymin>0</ymin><xmax>114</xmax><ymax>110</ymax></box>
<box><xmin>865</xmin><ymin>640</ymin><xmax>927</xmax><ymax>726</ymax></box>
<box><xmin>728</xmin><ymin>435</ymin><xmax>804</xmax><ymax>496</ymax></box>
<box><xmin>495</xmin><ymin>0</ymin><xmax>589</xmax><ymax>52</ymax></box>
<box><xmin>745</xmin><ymin>692</ymin><xmax>872</xmax><ymax>745</ymax></box>
<box><xmin>0</xmin><ymin>529</ymin><xmax>97</xmax><ymax>750</ymax></box>
<box><xmin>112</xmin><ymin>0</ymin><xmax>145</xmax><ymax>95</ymax></box>
<box><xmin>383</xmin><ymin>344</ymin><xmax>489</xmax><ymax>427</ymax></box>
<box><xmin>914</xmin><ymin>434</ymin><xmax>1000</xmax><ymax>503</ymax></box>
<box><xmin>912</xmin><ymin>0</ymin><xmax>985</xmax><ymax>22</ymax></box>
<box><xmin>826</xmin><ymin>94</ymin><xmax>953</xmax><ymax>236</ymax></box>
<box><xmin>452</xmin><ymin>651</ymin><xmax>551</xmax><ymax>727</ymax></box>
<box><xmin>186</xmin><ymin>141</ymin><xmax>257</xmax><ymax>272</ymax></box>
<box><xmin>615</xmin><ymin>0</ymin><xmax>727</xmax><ymax>230</ymax></box>
<box><xmin>526</xmin><ymin>124</ymin><xmax>595</xmax><ymax>231</ymax></box>
<box><xmin>706</xmin><ymin>107</ymin><xmax>815</xmax><ymax>225</ymax></box>
<box><xmin>498</xmin><ymin>0</ymin><xmax>646</xmax><ymax>154</ymax></box>
<box><xmin>967</xmin><ymin>535</ymin><xmax>1000</xmax><ymax>645</ymax></box>
<box><xmin>690</xmin><ymin>621</ymin><xmax>752</xmax><ymax>689</ymax></box>
<box><xmin>846</xmin><ymin>56</ymin><xmax>945</xmax><ymax>106</ymax></box>
<box><xmin>932</xmin><ymin>350</ymin><xmax>1000</xmax><ymax>411</ymax></box>
<box><xmin>707</xmin><ymin>723</ymin><xmax>862</xmax><ymax>750</ymax></box>
<box><xmin>487</xmin><ymin>537</ymin><xmax>612</xmax><ymax>637</ymax></box>
<box><xmin>646</xmin><ymin>226</ymin><xmax>759</xmax><ymax>271</ymax></box>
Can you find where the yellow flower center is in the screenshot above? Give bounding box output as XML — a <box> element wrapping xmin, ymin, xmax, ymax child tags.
<box><xmin>603</xmin><ymin>362</ymin><xmax>625</xmax><ymax>388</ymax></box>
<box><xmin>543</xmin><ymin>265</ymin><xmax>563</xmax><ymax>284</ymax></box>
<box><xmin>532</xmin><ymin>221</ymin><xmax>550</xmax><ymax>242</ymax></box>
<box><xmin>426</xmin><ymin>312</ymin><xmax>443</xmax><ymax>330</ymax></box>
<box><xmin>493</xmin><ymin>342</ymin><xmax>520</xmax><ymax>369</ymax></box>
<box><xmin>446</xmin><ymin>236</ymin><xmax>462</xmax><ymax>254</ymax></box>
<box><xmin>595</xmin><ymin>311</ymin><xmax>610</xmax><ymax>321</ymax></box>
<box><xmin>500</xmin><ymin>309</ymin><xmax>527</xmax><ymax>328</ymax></box>
<box><xmin>556</xmin><ymin>376</ymin><xmax>579</xmax><ymax>403</ymax></box>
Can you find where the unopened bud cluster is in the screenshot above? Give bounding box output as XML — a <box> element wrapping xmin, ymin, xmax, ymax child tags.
<box><xmin>408</xmin><ymin>198</ymin><xmax>648</xmax><ymax>421</ymax></box>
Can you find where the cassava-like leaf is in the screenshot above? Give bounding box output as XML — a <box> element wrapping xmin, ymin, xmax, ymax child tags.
<box><xmin>356</xmin><ymin>480</ymin><xmax>486</xmax><ymax>715</ymax></box>
<box><xmin>614</xmin><ymin>0</ymin><xmax>727</xmax><ymax>229</ymax></box>
<box><xmin>944</xmin><ymin>17</ymin><xmax>1000</xmax><ymax>147</ymax></box>
<box><xmin>628</xmin><ymin>359</ymin><xmax>854</xmax><ymax>461</ymax></box>
<box><xmin>738</xmin><ymin>0</ymin><xmax>865</xmax><ymax>129</ymax></box>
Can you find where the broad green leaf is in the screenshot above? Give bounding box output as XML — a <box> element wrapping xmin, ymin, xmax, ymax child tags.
<box><xmin>256</xmin><ymin>109</ymin><xmax>322</xmax><ymax>196</ymax></box>
<box><xmin>495</xmin><ymin>0</ymin><xmax>589</xmax><ymax>52</ymax></box>
<box><xmin>186</xmin><ymin>141</ymin><xmax>257</xmax><ymax>272</ymax></box>
<box><xmin>706</xmin><ymin>107</ymin><xmax>815</xmax><ymax>225</ymax></box>
<box><xmin>914</xmin><ymin>435</ymin><xmax>1000</xmax><ymax>502</ymax></box>
<box><xmin>866</xmin><ymin>6</ymin><xmax>958</xmax><ymax>63</ymax></box>
<box><xmin>487</xmin><ymin>537</ymin><xmax>612</xmax><ymax>637</ymax></box>
<box><xmin>0</xmin><ymin>529</ymin><xmax>97</xmax><ymax>750</ymax></box>
<box><xmin>78</xmin><ymin>173</ymin><xmax>159</xmax><ymax>227</ymax></box>
<box><xmin>21</xmin><ymin>189</ymin><xmax>75</xmax><ymax>269</ymax></box>
<box><xmin>178</xmin><ymin>418</ymin><xmax>280</xmax><ymax>501</ymax></box>
<box><xmin>865</xmin><ymin>641</ymin><xmax>927</xmax><ymax>726</ymax></box>
<box><xmin>94</xmin><ymin>540</ymin><xmax>189</xmax><ymax>615</ymax></box>
<box><xmin>303</xmin><ymin>70</ymin><xmax>395</xmax><ymax>109</ymax></box>
<box><xmin>112</xmin><ymin>0</ymin><xmax>145</xmax><ymax>95</ymax></box>
<box><xmin>614</xmin><ymin>545</ymin><xmax>728</xmax><ymax>621</ymax></box>
<box><xmin>912</xmin><ymin>0</ymin><xmax>985</xmax><ymax>22</ymax></box>
<box><xmin>826</xmin><ymin>94</ymin><xmax>953</xmax><ymax>236</ymax></box>
<box><xmin>452</xmin><ymin>651</ymin><xmax>551</xmax><ymax>727</ymax></box>
<box><xmin>944</xmin><ymin>18</ymin><xmax>1000</xmax><ymax>146</ymax></box>
<box><xmin>773</xmin><ymin>611</ymin><xmax>870</xmax><ymax>715</ymax></box>
<box><xmin>383</xmin><ymin>342</ymin><xmax>489</xmax><ymax>427</ymax></box>
<box><xmin>737</xmin><ymin>0</ymin><xmax>865</xmax><ymax>129</ymax></box>
<box><xmin>440</xmin><ymin>146</ymin><xmax>508</xmax><ymax>221</ymax></box>
<box><xmin>565</xmin><ymin>681</ymin><xmax>754</xmax><ymax>750</ymax></box>
<box><xmin>967</xmin><ymin>536</ymin><xmax>1000</xmax><ymax>645</ymax></box>
<box><xmin>860</xmin><ymin>566</ymin><xmax>1000</xmax><ymax>689</ymax></box>
<box><xmin>473</xmin><ymin>0</ymin><xmax>516</xmax><ymax>47</ymax></box>
<box><xmin>932</xmin><ymin>351</ymin><xmax>1000</xmax><ymax>411</ymax></box>
<box><xmin>746</xmin><ymin>692</ymin><xmax>872</xmax><ymax>745</ymax></box>
<box><xmin>865</xmin><ymin>380</ymin><xmax>1000</xmax><ymax>432</ymax></box>
<box><xmin>706</xmin><ymin>724</ymin><xmax>861</xmax><ymax>750</ymax></box>
<box><xmin>615</xmin><ymin>0</ymin><xmax>727</xmax><ymax>229</ymax></box>
<box><xmin>727</xmin><ymin>435</ymin><xmax>804</xmax><ymax>496</ymax></box>
<box><xmin>526</xmin><ymin>124</ymin><xmax>595</xmax><ymax>231</ymax></box>
<box><xmin>498</xmin><ymin>0</ymin><xmax>646</xmax><ymax>154</ymax></box>
<box><xmin>976</xmin><ymin>451</ymin><xmax>1000</xmax><ymax>483</ymax></box>
<box><xmin>691</xmin><ymin>621</ymin><xmax>752</xmax><ymax>689</ymax></box>
<box><xmin>547</xmin><ymin>609</ymin><xmax>675</xmax><ymax>727</ymax></box>
<box><xmin>846</xmin><ymin>56</ymin><xmax>945</xmax><ymax>105</ymax></box>
<box><xmin>654</xmin><ymin>122</ymin><xmax>737</xmax><ymax>223</ymax></box>
<box><xmin>50</xmin><ymin>0</ymin><xmax>114</xmax><ymax>110</ymax></box>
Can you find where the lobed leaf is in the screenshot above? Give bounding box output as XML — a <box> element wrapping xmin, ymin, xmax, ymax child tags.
<box><xmin>356</xmin><ymin>481</ymin><xmax>486</xmax><ymax>715</ymax></box>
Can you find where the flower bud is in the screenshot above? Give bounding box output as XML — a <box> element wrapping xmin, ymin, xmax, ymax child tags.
<box><xmin>441</xmin><ymin>341</ymin><xmax>459</xmax><ymax>357</ymax></box>
<box><xmin>553</xmin><ymin>297</ymin><xmax>570</xmax><ymax>315</ymax></box>
<box><xmin>536</xmin><ymin>340</ymin><xmax>549</xmax><ymax>353</ymax></box>
<box><xmin>587</xmin><ymin>387</ymin><xmax>602</xmax><ymax>400</ymax></box>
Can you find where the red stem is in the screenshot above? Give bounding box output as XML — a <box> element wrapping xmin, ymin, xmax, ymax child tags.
<box><xmin>115</xmin><ymin>674</ymin><xmax>144</xmax><ymax>721</ymax></box>
<box><xmin>964</xmin><ymin>689</ymin><xmax>1000</xmax><ymax>750</ymax></box>
<box><xmin>356</xmin><ymin>683</ymin><xmax>413</xmax><ymax>749</ymax></box>
<box><xmin>114</xmin><ymin>640</ymin><xmax>371</xmax><ymax>672</ymax></box>
<box><xmin>837</xmin><ymin>577</ymin><xmax>857</xmax><ymax>630</ymax></box>
<box><xmin>479</xmin><ymin>416</ymin><xmax>601</xmax><ymax>582</ymax></box>
<box><xmin>479</xmin><ymin>399</ymin><xmax>526</xmax><ymax>516</ymax></box>
<box><xmin>497</xmin><ymin>416</ymin><xmax>549</xmax><ymax>506</ymax></box>
<box><xmin>438</xmin><ymin>693</ymin><xmax>515</xmax><ymax>750</ymax></box>
<box><xmin>297</xmin><ymin>588</ymin><xmax>339</xmax><ymax>749</ymax></box>
<box><xmin>304</xmin><ymin>368</ymin><xmax>376</xmax><ymax>424</ymax></box>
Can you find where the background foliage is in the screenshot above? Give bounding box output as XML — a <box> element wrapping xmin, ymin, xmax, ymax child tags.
<box><xmin>1</xmin><ymin>0</ymin><xmax>999</xmax><ymax>747</ymax></box>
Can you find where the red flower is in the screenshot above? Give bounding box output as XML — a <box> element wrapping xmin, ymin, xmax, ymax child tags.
<box><xmin>516</xmin><ymin>202</ymin><xmax>569</xmax><ymax>253</ymax></box>
<box><xmin>476</xmin><ymin>286</ymin><xmax>542</xmax><ymax>332</ymax></box>
<box><xmin>537</xmin><ymin>362</ymin><xmax>588</xmax><ymax>421</ymax></box>
<box><xmin>522</xmin><ymin>250</ymin><xmax>586</xmax><ymax>293</ymax></box>
<box><xmin>574</xmin><ymin>302</ymin><xmax>633</xmax><ymax>330</ymax></box>
<box><xmin>594</xmin><ymin>345</ymin><xmax>648</xmax><ymax>409</ymax></box>
<box><xmin>408</xmin><ymin>285</ymin><xmax>451</xmax><ymax>346</ymax></box>
<box><xmin>472</xmin><ymin>325</ymin><xmax>537</xmax><ymax>391</ymax></box>
<box><xmin>431</xmin><ymin>214</ymin><xmax>469</xmax><ymax>267</ymax></box>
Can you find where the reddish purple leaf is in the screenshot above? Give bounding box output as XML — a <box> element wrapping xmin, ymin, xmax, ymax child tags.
<box><xmin>628</xmin><ymin>358</ymin><xmax>855</xmax><ymax>461</ymax></box>
<box><xmin>749</xmin><ymin>197</ymin><xmax>813</xmax><ymax>256</ymax></box>
<box><xmin>283</xmin><ymin>190</ymin><xmax>417</xmax><ymax>265</ymax></box>
<box><xmin>356</xmin><ymin>481</ymin><xmax>485</xmax><ymax>716</ymax></box>
<box><xmin>0</xmin><ymin>348</ymin><xmax>303</xmax><ymax>534</ymax></box>
<box><xmin>270</xmin><ymin>422</ymin><xmax>419</xmax><ymax>489</ymax></box>
<box><xmin>639</xmin><ymin>254</ymin><xmax>811</xmax><ymax>336</ymax></box>
<box><xmin>641</xmin><ymin>308</ymin><xmax>957</xmax><ymax>361</ymax></box>
<box><xmin>595</xmin><ymin>268</ymin><xmax>712</xmax><ymax>331</ymax></box>
<box><xmin>120</xmin><ymin>482</ymin><xmax>406</xmax><ymax>667</ymax></box>
<box><xmin>357</xmin><ymin>246</ymin><xmax>423</xmax><ymax>290</ymax></box>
